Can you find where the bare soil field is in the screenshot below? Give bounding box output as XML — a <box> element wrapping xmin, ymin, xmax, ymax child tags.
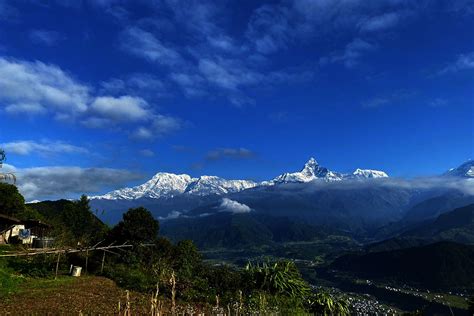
<box><xmin>0</xmin><ymin>276</ymin><xmax>152</xmax><ymax>315</ymax></box>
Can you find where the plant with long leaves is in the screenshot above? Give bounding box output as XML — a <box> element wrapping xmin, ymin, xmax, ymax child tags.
<box><xmin>306</xmin><ymin>292</ymin><xmax>350</xmax><ymax>316</ymax></box>
<box><xmin>244</xmin><ymin>260</ymin><xmax>311</xmax><ymax>299</ymax></box>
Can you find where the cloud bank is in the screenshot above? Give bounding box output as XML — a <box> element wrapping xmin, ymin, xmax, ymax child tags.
<box><xmin>2</xmin><ymin>164</ymin><xmax>143</xmax><ymax>201</ymax></box>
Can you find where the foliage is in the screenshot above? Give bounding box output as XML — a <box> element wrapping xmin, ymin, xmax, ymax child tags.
<box><xmin>104</xmin><ymin>263</ymin><xmax>155</xmax><ymax>292</ymax></box>
<box><xmin>109</xmin><ymin>207</ymin><xmax>159</xmax><ymax>245</ymax></box>
<box><xmin>306</xmin><ymin>292</ymin><xmax>350</xmax><ymax>316</ymax></box>
<box><xmin>0</xmin><ymin>259</ymin><xmax>23</xmax><ymax>298</ymax></box>
<box><xmin>6</xmin><ymin>254</ymin><xmax>66</xmax><ymax>278</ymax></box>
<box><xmin>0</xmin><ymin>183</ymin><xmax>25</xmax><ymax>217</ymax></box>
<box><xmin>244</xmin><ymin>260</ymin><xmax>311</xmax><ymax>299</ymax></box>
<box><xmin>28</xmin><ymin>196</ymin><xmax>108</xmax><ymax>245</ymax></box>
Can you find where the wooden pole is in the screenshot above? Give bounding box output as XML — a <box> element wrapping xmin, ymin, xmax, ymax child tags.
<box><xmin>101</xmin><ymin>251</ymin><xmax>106</xmax><ymax>274</ymax></box>
<box><xmin>85</xmin><ymin>249</ymin><xmax>89</xmax><ymax>274</ymax></box>
<box><xmin>55</xmin><ymin>252</ymin><xmax>61</xmax><ymax>279</ymax></box>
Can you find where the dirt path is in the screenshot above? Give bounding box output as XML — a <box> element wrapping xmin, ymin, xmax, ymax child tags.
<box><xmin>0</xmin><ymin>276</ymin><xmax>151</xmax><ymax>315</ymax></box>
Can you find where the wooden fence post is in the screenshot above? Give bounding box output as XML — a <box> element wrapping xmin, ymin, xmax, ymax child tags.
<box><xmin>101</xmin><ymin>251</ymin><xmax>106</xmax><ymax>274</ymax></box>
<box><xmin>55</xmin><ymin>252</ymin><xmax>61</xmax><ymax>279</ymax></box>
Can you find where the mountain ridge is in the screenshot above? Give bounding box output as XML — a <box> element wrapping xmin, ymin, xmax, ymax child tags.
<box><xmin>91</xmin><ymin>157</ymin><xmax>389</xmax><ymax>201</ymax></box>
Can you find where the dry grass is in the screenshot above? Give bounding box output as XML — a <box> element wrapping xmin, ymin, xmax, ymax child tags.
<box><xmin>0</xmin><ymin>275</ymin><xmax>249</xmax><ymax>315</ymax></box>
<box><xmin>0</xmin><ymin>276</ymin><xmax>152</xmax><ymax>315</ymax></box>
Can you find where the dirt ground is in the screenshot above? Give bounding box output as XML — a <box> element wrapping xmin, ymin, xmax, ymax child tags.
<box><xmin>0</xmin><ymin>276</ymin><xmax>153</xmax><ymax>315</ymax></box>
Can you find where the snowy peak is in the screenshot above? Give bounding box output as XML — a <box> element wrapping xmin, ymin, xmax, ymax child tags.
<box><xmin>271</xmin><ymin>157</ymin><xmax>344</xmax><ymax>184</ymax></box>
<box><xmin>92</xmin><ymin>173</ymin><xmax>257</xmax><ymax>200</ymax></box>
<box><xmin>92</xmin><ymin>172</ymin><xmax>195</xmax><ymax>200</ymax></box>
<box><xmin>301</xmin><ymin>157</ymin><xmax>319</xmax><ymax>177</ymax></box>
<box><xmin>184</xmin><ymin>176</ymin><xmax>257</xmax><ymax>196</ymax></box>
<box><xmin>269</xmin><ymin>158</ymin><xmax>389</xmax><ymax>184</ymax></box>
<box><xmin>92</xmin><ymin>157</ymin><xmax>391</xmax><ymax>200</ymax></box>
<box><xmin>444</xmin><ymin>160</ymin><xmax>474</xmax><ymax>178</ymax></box>
<box><xmin>350</xmin><ymin>168</ymin><xmax>389</xmax><ymax>179</ymax></box>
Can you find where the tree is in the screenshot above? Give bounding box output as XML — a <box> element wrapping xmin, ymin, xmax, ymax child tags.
<box><xmin>0</xmin><ymin>183</ymin><xmax>25</xmax><ymax>217</ymax></box>
<box><xmin>110</xmin><ymin>207</ymin><xmax>159</xmax><ymax>244</ymax></box>
<box><xmin>57</xmin><ymin>195</ymin><xmax>107</xmax><ymax>244</ymax></box>
<box><xmin>173</xmin><ymin>240</ymin><xmax>202</xmax><ymax>280</ymax></box>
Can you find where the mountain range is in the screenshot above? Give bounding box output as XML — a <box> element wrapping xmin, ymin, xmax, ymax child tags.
<box><xmin>91</xmin><ymin>157</ymin><xmax>389</xmax><ymax>201</ymax></box>
<box><xmin>90</xmin><ymin>158</ymin><xmax>474</xmax><ymax>242</ymax></box>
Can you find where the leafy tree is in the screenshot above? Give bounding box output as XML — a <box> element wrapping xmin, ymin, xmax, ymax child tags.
<box><xmin>109</xmin><ymin>207</ymin><xmax>159</xmax><ymax>244</ymax></box>
<box><xmin>0</xmin><ymin>183</ymin><xmax>25</xmax><ymax>217</ymax></box>
<box><xmin>173</xmin><ymin>240</ymin><xmax>202</xmax><ymax>280</ymax></box>
<box><xmin>57</xmin><ymin>195</ymin><xmax>107</xmax><ymax>244</ymax></box>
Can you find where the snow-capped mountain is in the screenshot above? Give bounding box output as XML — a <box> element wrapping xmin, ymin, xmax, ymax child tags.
<box><xmin>92</xmin><ymin>173</ymin><xmax>257</xmax><ymax>200</ymax></box>
<box><xmin>91</xmin><ymin>157</ymin><xmax>388</xmax><ymax>201</ymax></box>
<box><xmin>444</xmin><ymin>160</ymin><xmax>474</xmax><ymax>178</ymax></box>
<box><xmin>183</xmin><ymin>176</ymin><xmax>256</xmax><ymax>196</ymax></box>
<box><xmin>93</xmin><ymin>173</ymin><xmax>194</xmax><ymax>200</ymax></box>
<box><xmin>265</xmin><ymin>157</ymin><xmax>388</xmax><ymax>184</ymax></box>
<box><xmin>268</xmin><ymin>157</ymin><xmax>344</xmax><ymax>184</ymax></box>
<box><xmin>349</xmin><ymin>168</ymin><xmax>389</xmax><ymax>179</ymax></box>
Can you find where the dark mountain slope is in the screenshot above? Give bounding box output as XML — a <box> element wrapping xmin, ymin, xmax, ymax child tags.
<box><xmin>160</xmin><ymin>212</ymin><xmax>326</xmax><ymax>249</ymax></box>
<box><xmin>331</xmin><ymin>242</ymin><xmax>474</xmax><ymax>289</ymax></box>
<box><xmin>401</xmin><ymin>203</ymin><xmax>474</xmax><ymax>243</ymax></box>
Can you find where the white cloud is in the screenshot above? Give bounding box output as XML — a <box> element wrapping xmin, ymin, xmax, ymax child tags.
<box><xmin>0</xmin><ymin>57</ymin><xmax>89</xmax><ymax>117</ymax></box>
<box><xmin>131</xmin><ymin>127</ymin><xmax>153</xmax><ymax>140</ymax></box>
<box><xmin>152</xmin><ymin>114</ymin><xmax>182</xmax><ymax>135</ymax></box>
<box><xmin>131</xmin><ymin>114</ymin><xmax>183</xmax><ymax>140</ymax></box>
<box><xmin>100</xmin><ymin>73</ymin><xmax>165</xmax><ymax>97</ymax></box>
<box><xmin>90</xmin><ymin>96</ymin><xmax>150</xmax><ymax>122</ymax></box>
<box><xmin>5</xmin><ymin>102</ymin><xmax>46</xmax><ymax>114</ymax></box>
<box><xmin>218</xmin><ymin>198</ymin><xmax>252</xmax><ymax>214</ymax></box>
<box><xmin>0</xmin><ymin>56</ymin><xmax>183</xmax><ymax>140</ymax></box>
<box><xmin>1</xmin><ymin>140</ymin><xmax>88</xmax><ymax>156</ymax></box>
<box><xmin>120</xmin><ymin>26</ymin><xmax>183</xmax><ymax>66</ymax></box>
<box><xmin>3</xmin><ymin>164</ymin><xmax>143</xmax><ymax>200</ymax></box>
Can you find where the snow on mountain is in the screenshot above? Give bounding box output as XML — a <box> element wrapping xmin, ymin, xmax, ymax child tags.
<box><xmin>444</xmin><ymin>160</ymin><xmax>474</xmax><ymax>178</ymax></box>
<box><xmin>349</xmin><ymin>168</ymin><xmax>389</xmax><ymax>179</ymax></box>
<box><xmin>92</xmin><ymin>173</ymin><xmax>194</xmax><ymax>200</ymax></box>
<box><xmin>184</xmin><ymin>176</ymin><xmax>257</xmax><ymax>196</ymax></box>
<box><xmin>91</xmin><ymin>157</ymin><xmax>389</xmax><ymax>200</ymax></box>
<box><xmin>265</xmin><ymin>158</ymin><xmax>388</xmax><ymax>184</ymax></box>
<box><xmin>267</xmin><ymin>157</ymin><xmax>344</xmax><ymax>184</ymax></box>
<box><xmin>92</xmin><ymin>173</ymin><xmax>256</xmax><ymax>200</ymax></box>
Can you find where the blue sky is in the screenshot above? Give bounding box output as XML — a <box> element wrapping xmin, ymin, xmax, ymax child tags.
<box><xmin>0</xmin><ymin>0</ymin><xmax>473</xmax><ymax>200</ymax></box>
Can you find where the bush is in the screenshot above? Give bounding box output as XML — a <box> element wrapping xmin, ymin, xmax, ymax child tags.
<box><xmin>6</xmin><ymin>254</ymin><xmax>62</xmax><ymax>278</ymax></box>
<box><xmin>104</xmin><ymin>264</ymin><xmax>155</xmax><ymax>292</ymax></box>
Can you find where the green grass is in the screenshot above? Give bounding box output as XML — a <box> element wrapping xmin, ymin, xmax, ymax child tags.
<box><xmin>0</xmin><ymin>254</ymin><xmax>75</xmax><ymax>299</ymax></box>
<box><xmin>0</xmin><ymin>262</ymin><xmax>24</xmax><ymax>298</ymax></box>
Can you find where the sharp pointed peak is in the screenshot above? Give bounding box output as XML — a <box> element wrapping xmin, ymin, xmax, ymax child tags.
<box><xmin>303</xmin><ymin>157</ymin><xmax>319</xmax><ymax>169</ymax></box>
